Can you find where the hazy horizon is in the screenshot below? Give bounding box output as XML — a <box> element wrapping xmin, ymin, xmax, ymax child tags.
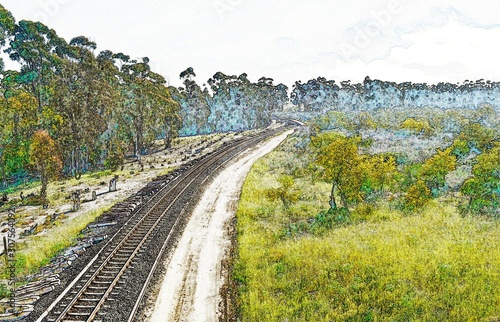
<box><xmin>2</xmin><ymin>0</ymin><xmax>500</xmax><ymax>87</ymax></box>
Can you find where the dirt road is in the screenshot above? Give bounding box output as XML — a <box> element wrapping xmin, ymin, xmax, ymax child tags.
<box><xmin>146</xmin><ymin>130</ymin><xmax>293</xmax><ymax>322</ymax></box>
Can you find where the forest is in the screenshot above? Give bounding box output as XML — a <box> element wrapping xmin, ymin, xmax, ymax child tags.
<box><xmin>290</xmin><ymin>76</ymin><xmax>500</xmax><ymax>113</ymax></box>
<box><xmin>0</xmin><ymin>5</ymin><xmax>288</xmax><ymax>201</ymax></box>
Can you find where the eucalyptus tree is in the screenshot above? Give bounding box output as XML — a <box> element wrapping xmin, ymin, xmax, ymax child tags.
<box><xmin>290</xmin><ymin>77</ymin><xmax>339</xmax><ymax>112</ymax></box>
<box><xmin>96</xmin><ymin>50</ymin><xmax>128</xmax><ymax>170</ymax></box>
<box><xmin>6</xmin><ymin>20</ymin><xmax>66</xmax><ymax>114</ymax></box>
<box><xmin>205</xmin><ymin>72</ymin><xmax>288</xmax><ymax>132</ymax></box>
<box><xmin>255</xmin><ymin>77</ymin><xmax>288</xmax><ymax>126</ymax></box>
<box><xmin>208</xmin><ymin>72</ymin><xmax>245</xmax><ymax>132</ymax></box>
<box><xmin>309</xmin><ymin>132</ymin><xmax>366</xmax><ymax>211</ymax></box>
<box><xmin>119</xmin><ymin>57</ymin><xmax>172</xmax><ymax>164</ymax></box>
<box><xmin>177</xmin><ymin>67</ymin><xmax>211</xmax><ymax>136</ymax></box>
<box><xmin>157</xmin><ymin>85</ymin><xmax>182</xmax><ymax>149</ymax></box>
<box><xmin>0</xmin><ymin>4</ymin><xmax>16</xmax><ymax>67</ymax></box>
<box><xmin>52</xmin><ymin>36</ymin><xmax>112</xmax><ymax>177</ymax></box>
<box><xmin>29</xmin><ymin>129</ymin><xmax>62</xmax><ymax>199</ymax></box>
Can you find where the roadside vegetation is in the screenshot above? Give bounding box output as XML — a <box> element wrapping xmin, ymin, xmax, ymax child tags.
<box><xmin>235</xmin><ymin>107</ymin><xmax>500</xmax><ymax>321</ymax></box>
<box><xmin>12</xmin><ymin>205</ymin><xmax>112</xmax><ymax>276</ymax></box>
<box><xmin>0</xmin><ymin>132</ymin><xmax>229</xmax><ymax>298</ymax></box>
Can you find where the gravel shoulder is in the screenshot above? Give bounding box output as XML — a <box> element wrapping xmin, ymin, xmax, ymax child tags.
<box><xmin>146</xmin><ymin>130</ymin><xmax>293</xmax><ymax>322</ymax></box>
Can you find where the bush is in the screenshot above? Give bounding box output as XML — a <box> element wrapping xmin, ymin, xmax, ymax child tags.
<box><xmin>398</xmin><ymin>163</ymin><xmax>422</xmax><ymax>191</ymax></box>
<box><xmin>104</xmin><ymin>151</ymin><xmax>124</xmax><ymax>172</ymax></box>
<box><xmin>359</xmin><ymin>137</ymin><xmax>374</xmax><ymax>148</ymax></box>
<box><xmin>23</xmin><ymin>194</ymin><xmax>47</xmax><ymax>206</ymax></box>
<box><xmin>310</xmin><ymin>208</ymin><xmax>350</xmax><ymax>233</ymax></box>
<box><xmin>460</xmin><ymin>144</ymin><xmax>500</xmax><ymax>215</ymax></box>
<box><xmin>265</xmin><ymin>175</ymin><xmax>301</xmax><ymax>210</ymax></box>
<box><xmin>450</xmin><ymin>139</ymin><xmax>470</xmax><ymax>160</ymax></box>
<box><xmin>404</xmin><ymin>180</ymin><xmax>432</xmax><ymax>211</ymax></box>
<box><xmin>400</xmin><ymin>118</ymin><xmax>433</xmax><ymax>137</ymax></box>
<box><xmin>352</xmin><ymin>203</ymin><xmax>375</xmax><ymax>222</ymax></box>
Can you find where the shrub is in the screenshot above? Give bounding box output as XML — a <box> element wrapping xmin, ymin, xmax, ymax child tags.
<box><xmin>104</xmin><ymin>148</ymin><xmax>125</xmax><ymax>172</ymax></box>
<box><xmin>404</xmin><ymin>180</ymin><xmax>432</xmax><ymax>211</ymax></box>
<box><xmin>450</xmin><ymin>139</ymin><xmax>470</xmax><ymax>160</ymax></box>
<box><xmin>352</xmin><ymin>203</ymin><xmax>375</xmax><ymax>222</ymax></box>
<box><xmin>310</xmin><ymin>208</ymin><xmax>350</xmax><ymax>233</ymax></box>
<box><xmin>23</xmin><ymin>194</ymin><xmax>47</xmax><ymax>206</ymax></box>
<box><xmin>265</xmin><ymin>175</ymin><xmax>301</xmax><ymax>210</ymax></box>
<box><xmin>400</xmin><ymin>118</ymin><xmax>433</xmax><ymax>137</ymax></box>
<box><xmin>460</xmin><ymin>144</ymin><xmax>500</xmax><ymax>214</ymax></box>
<box><xmin>458</xmin><ymin>123</ymin><xmax>497</xmax><ymax>152</ymax></box>
<box><xmin>419</xmin><ymin>148</ymin><xmax>456</xmax><ymax>193</ymax></box>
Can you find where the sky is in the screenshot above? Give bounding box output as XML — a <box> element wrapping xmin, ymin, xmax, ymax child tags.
<box><xmin>2</xmin><ymin>0</ymin><xmax>500</xmax><ymax>87</ymax></box>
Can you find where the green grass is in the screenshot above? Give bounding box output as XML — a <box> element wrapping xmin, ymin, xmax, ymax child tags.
<box><xmin>5</xmin><ymin>205</ymin><xmax>113</xmax><ymax>277</ymax></box>
<box><xmin>235</xmin><ymin>137</ymin><xmax>500</xmax><ymax>321</ymax></box>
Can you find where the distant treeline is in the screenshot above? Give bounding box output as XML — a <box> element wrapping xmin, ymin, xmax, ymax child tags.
<box><xmin>290</xmin><ymin>76</ymin><xmax>500</xmax><ymax>112</ymax></box>
<box><xmin>170</xmin><ymin>68</ymin><xmax>288</xmax><ymax>136</ymax></box>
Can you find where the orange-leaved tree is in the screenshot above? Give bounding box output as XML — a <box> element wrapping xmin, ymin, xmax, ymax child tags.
<box><xmin>29</xmin><ymin>130</ymin><xmax>62</xmax><ymax>199</ymax></box>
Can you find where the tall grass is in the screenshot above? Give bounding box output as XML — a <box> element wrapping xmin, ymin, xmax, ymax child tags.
<box><xmin>235</xmin><ymin>136</ymin><xmax>500</xmax><ymax>321</ymax></box>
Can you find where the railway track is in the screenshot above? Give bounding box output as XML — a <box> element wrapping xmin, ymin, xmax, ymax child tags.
<box><xmin>34</xmin><ymin>128</ymin><xmax>283</xmax><ymax>322</ymax></box>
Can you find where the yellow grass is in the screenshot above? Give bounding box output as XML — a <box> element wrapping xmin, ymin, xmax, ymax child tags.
<box><xmin>235</xmin><ymin>139</ymin><xmax>500</xmax><ymax>321</ymax></box>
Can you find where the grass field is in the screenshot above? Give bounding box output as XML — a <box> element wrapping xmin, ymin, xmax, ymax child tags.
<box><xmin>234</xmin><ymin>135</ymin><xmax>500</xmax><ymax>321</ymax></box>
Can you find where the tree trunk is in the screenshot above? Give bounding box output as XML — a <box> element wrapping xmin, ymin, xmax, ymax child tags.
<box><xmin>164</xmin><ymin>134</ymin><xmax>171</xmax><ymax>149</ymax></box>
<box><xmin>136</xmin><ymin>134</ymin><xmax>143</xmax><ymax>165</ymax></box>
<box><xmin>33</xmin><ymin>81</ymin><xmax>43</xmax><ymax>114</ymax></box>
<box><xmin>340</xmin><ymin>193</ymin><xmax>350</xmax><ymax>213</ymax></box>
<box><xmin>164</xmin><ymin>125</ymin><xmax>172</xmax><ymax>149</ymax></box>
<box><xmin>0</xmin><ymin>155</ymin><xmax>6</xmax><ymax>190</ymax></box>
<box><xmin>329</xmin><ymin>184</ymin><xmax>337</xmax><ymax>210</ymax></box>
<box><xmin>75</xmin><ymin>148</ymin><xmax>80</xmax><ymax>179</ymax></box>
<box><xmin>40</xmin><ymin>176</ymin><xmax>48</xmax><ymax>199</ymax></box>
<box><xmin>73</xmin><ymin>147</ymin><xmax>82</xmax><ymax>180</ymax></box>
<box><xmin>71</xmin><ymin>149</ymin><xmax>75</xmax><ymax>176</ymax></box>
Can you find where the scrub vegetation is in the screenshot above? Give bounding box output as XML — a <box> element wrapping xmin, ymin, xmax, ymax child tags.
<box><xmin>235</xmin><ymin>107</ymin><xmax>500</xmax><ymax>321</ymax></box>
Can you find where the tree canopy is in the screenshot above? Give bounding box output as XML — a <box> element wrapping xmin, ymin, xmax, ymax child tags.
<box><xmin>0</xmin><ymin>5</ymin><xmax>289</xmax><ymax>194</ymax></box>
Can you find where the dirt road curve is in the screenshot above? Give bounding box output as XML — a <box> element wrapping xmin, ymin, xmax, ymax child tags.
<box><xmin>145</xmin><ymin>130</ymin><xmax>293</xmax><ymax>322</ymax></box>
